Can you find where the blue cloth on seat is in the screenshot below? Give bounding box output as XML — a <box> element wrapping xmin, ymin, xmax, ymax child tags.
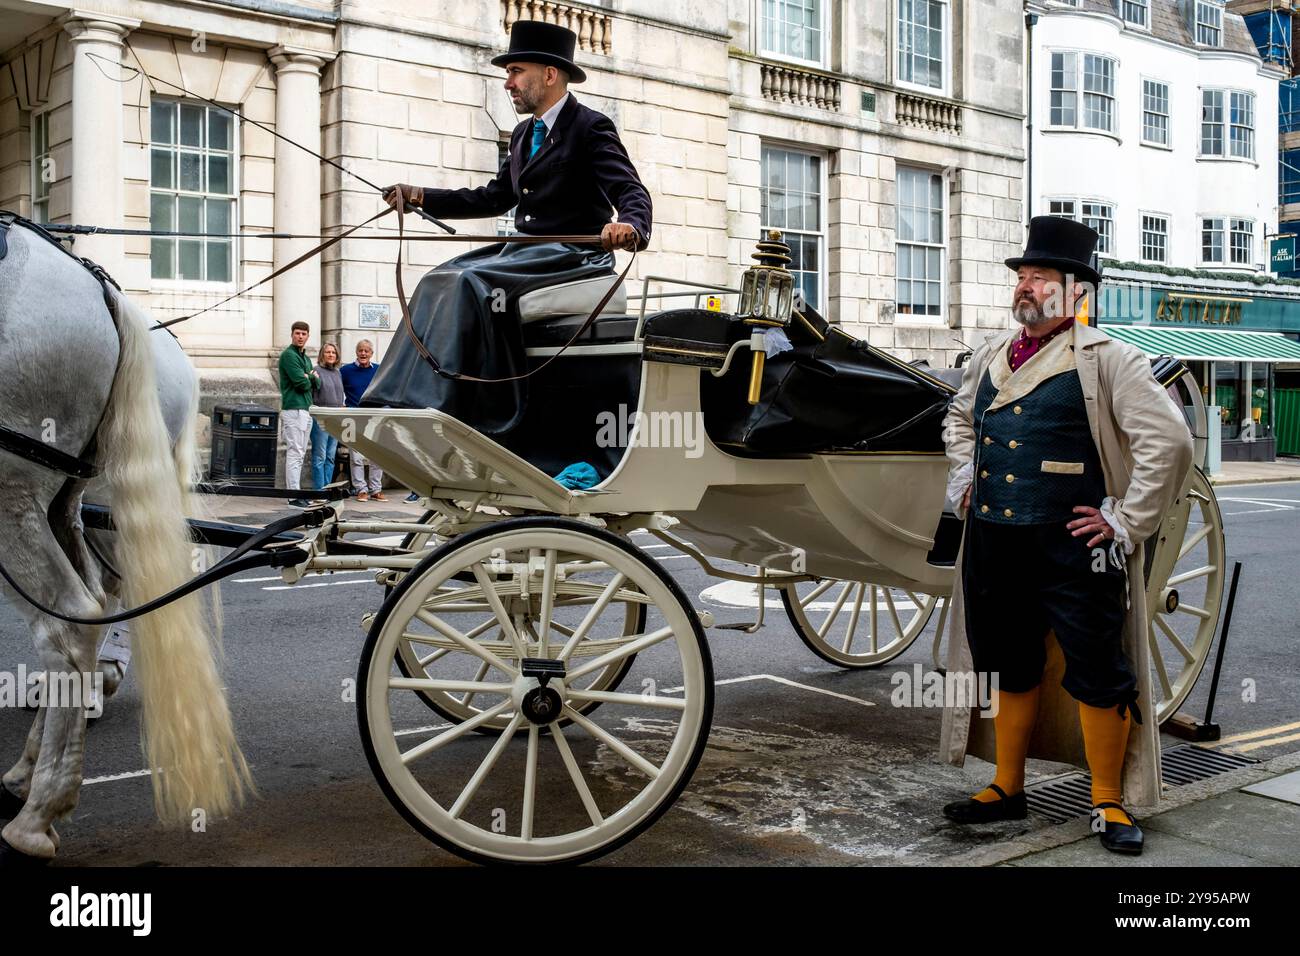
<box><xmin>553</xmin><ymin>461</ymin><xmax>600</xmax><ymax>489</ymax></box>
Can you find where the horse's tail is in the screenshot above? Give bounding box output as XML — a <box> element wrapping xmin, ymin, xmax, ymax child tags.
<box><xmin>97</xmin><ymin>291</ymin><xmax>252</xmax><ymax>824</ymax></box>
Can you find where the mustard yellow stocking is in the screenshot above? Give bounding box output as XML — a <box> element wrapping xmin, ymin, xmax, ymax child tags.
<box><xmin>1079</xmin><ymin>701</ymin><xmax>1133</xmax><ymax>825</ymax></box>
<box><xmin>971</xmin><ymin>685</ymin><xmax>1040</xmax><ymax>802</ymax></box>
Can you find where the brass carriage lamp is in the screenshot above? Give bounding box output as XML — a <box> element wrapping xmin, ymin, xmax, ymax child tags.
<box><xmin>738</xmin><ymin>230</ymin><xmax>795</xmax><ymax>404</ymax></box>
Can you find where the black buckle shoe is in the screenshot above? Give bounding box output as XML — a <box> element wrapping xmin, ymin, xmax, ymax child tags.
<box><xmin>1092</xmin><ymin>802</ymin><xmax>1144</xmax><ymax>854</ymax></box>
<box><xmin>943</xmin><ymin>783</ymin><xmax>1028</xmax><ymax>823</ymax></box>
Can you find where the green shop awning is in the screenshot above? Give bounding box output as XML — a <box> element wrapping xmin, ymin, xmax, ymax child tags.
<box><xmin>1100</xmin><ymin>325</ymin><xmax>1300</xmax><ymax>363</ymax></box>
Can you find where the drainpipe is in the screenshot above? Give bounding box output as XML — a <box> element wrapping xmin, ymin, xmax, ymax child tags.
<box><xmin>1025</xmin><ymin>12</ymin><xmax>1038</xmax><ymax>226</ymax></box>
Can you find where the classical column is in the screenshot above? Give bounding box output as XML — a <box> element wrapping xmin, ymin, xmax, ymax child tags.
<box><xmin>269</xmin><ymin>47</ymin><xmax>328</xmax><ymax>349</ymax></box>
<box><xmin>62</xmin><ymin>11</ymin><xmax>139</xmax><ymax>275</ymax></box>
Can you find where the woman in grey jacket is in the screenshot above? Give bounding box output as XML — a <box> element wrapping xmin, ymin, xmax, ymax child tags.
<box><xmin>310</xmin><ymin>342</ymin><xmax>346</xmax><ymax>494</ymax></box>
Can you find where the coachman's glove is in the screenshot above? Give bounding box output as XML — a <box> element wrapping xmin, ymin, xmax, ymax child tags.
<box><xmin>382</xmin><ymin>183</ymin><xmax>424</xmax><ymax>211</ymax></box>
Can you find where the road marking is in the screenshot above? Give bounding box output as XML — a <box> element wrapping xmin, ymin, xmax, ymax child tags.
<box><xmin>235</xmin><ymin>569</ymin><xmax>372</xmax><ymax>584</ymax></box>
<box><xmin>262</xmin><ymin>579</ymin><xmax>377</xmax><ymax>591</ymax></box>
<box><xmin>84</xmin><ymin>768</ymin><xmax>153</xmax><ymax>787</ymax></box>
<box><xmin>659</xmin><ymin>673</ymin><xmax>875</xmax><ymax>708</ymax></box>
<box><xmin>395</xmin><ymin>722</ymin><xmax>453</xmax><ymax>737</ymax></box>
<box><xmin>1215</xmin><ymin>720</ymin><xmax>1300</xmax><ymax>745</ymax></box>
<box><xmin>1228</xmin><ymin>730</ymin><xmax>1300</xmax><ymax>754</ymax></box>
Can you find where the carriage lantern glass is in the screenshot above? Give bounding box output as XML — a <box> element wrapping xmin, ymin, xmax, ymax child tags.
<box><xmin>738</xmin><ymin>230</ymin><xmax>795</xmax><ymax>326</ymax></box>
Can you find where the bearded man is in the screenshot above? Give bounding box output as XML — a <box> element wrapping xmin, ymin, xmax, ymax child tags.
<box><xmin>938</xmin><ymin>216</ymin><xmax>1193</xmax><ymax>854</ymax></box>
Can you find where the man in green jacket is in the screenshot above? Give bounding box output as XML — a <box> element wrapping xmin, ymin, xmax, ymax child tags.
<box><xmin>278</xmin><ymin>320</ymin><xmax>320</xmax><ymax>507</ymax></box>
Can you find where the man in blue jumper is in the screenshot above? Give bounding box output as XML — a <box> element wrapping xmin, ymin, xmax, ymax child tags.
<box><xmin>339</xmin><ymin>339</ymin><xmax>385</xmax><ymax>501</ymax></box>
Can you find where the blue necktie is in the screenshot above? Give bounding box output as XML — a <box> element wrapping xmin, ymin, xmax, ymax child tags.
<box><xmin>530</xmin><ymin>118</ymin><xmax>546</xmax><ymax>158</ymax></box>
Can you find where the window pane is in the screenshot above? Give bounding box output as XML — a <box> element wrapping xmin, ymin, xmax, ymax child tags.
<box><xmin>208</xmin><ymin>111</ymin><xmax>232</xmax><ymax>151</ymax></box>
<box><xmin>178</xmin><ymin>195</ymin><xmax>203</xmax><ymax>233</ymax></box>
<box><xmin>206</xmin><ymin>241</ymin><xmax>231</xmax><ymax>282</ymax></box>
<box><xmin>151</xmin><ymin>102</ymin><xmax>175</xmax><ymax>144</ymax></box>
<box><xmin>150</xmin><ymin>192</ymin><xmax>175</xmax><ymax>231</ymax></box>
<box><xmin>206</xmin><ymin>198</ymin><xmax>231</xmax><ymax>235</ymax></box>
<box><xmin>208</xmin><ymin>154</ymin><xmax>231</xmax><ymax>194</ymax></box>
<box><xmin>179</xmin><ymin>151</ymin><xmax>203</xmax><ymax>191</ymax></box>
<box><xmin>150</xmin><ymin>148</ymin><xmax>174</xmax><ymax>189</ymax></box>
<box><xmin>178</xmin><ymin>239</ymin><xmax>203</xmax><ymax>280</ymax></box>
<box><xmin>180</xmin><ymin>104</ymin><xmax>204</xmax><ymax>147</ymax></box>
<box><xmin>151</xmin><ymin>238</ymin><xmax>173</xmax><ymax>279</ymax></box>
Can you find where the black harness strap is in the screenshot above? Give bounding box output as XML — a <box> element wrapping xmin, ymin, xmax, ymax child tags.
<box><xmin>0</xmin><ymin>425</ymin><xmax>101</xmax><ymax>480</ymax></box>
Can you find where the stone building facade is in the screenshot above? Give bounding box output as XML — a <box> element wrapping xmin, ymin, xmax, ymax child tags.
<box><xmin>1</xmin><ymin>0</ymin><xmax>1027</xmax><ymax>427</ymax></box>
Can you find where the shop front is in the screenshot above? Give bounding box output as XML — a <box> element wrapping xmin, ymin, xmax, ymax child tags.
<box><xmin>1096</xmin><ymin>273</ymin><xmax>1300</xmax><ymax>462</ymax></box>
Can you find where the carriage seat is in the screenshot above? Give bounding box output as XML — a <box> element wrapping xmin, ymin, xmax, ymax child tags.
<box><xmin>517</xmin><ymin>274</ymin><xmax>627</xmax><ymax>324</ymax></box>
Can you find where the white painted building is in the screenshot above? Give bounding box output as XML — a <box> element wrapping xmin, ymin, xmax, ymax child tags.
<box><xmin>1027</xmin><ymin>0</ymin><xmax>1280</xmax><ymax>271</ymax></box>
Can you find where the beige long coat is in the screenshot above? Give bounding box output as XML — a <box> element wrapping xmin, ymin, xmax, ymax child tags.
<box><xmin>938</xmin><ymin>321</ymin><xmax>1193</xmax><ymax>806</ymax></box>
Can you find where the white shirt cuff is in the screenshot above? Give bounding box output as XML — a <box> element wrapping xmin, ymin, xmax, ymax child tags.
<box><xmin>1100</xmin><ymin>496</ymin><xmax>1134</xmax><ymax>555</ymax></box>
<box><xmin>946</xmin><ymin>462</ymin><xmax>973</xmax><ymax>514</ymax></box>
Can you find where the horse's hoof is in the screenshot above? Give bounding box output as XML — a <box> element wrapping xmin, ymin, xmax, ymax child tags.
<box><xmin>0</xmin><ymin>786</ymin><xmax>24</xmax><ymax>821</ymax></box>
<box><xmin>0</xmin><ymin>836</ymin><xmax>51</xmax><ymax>867</ymax></box>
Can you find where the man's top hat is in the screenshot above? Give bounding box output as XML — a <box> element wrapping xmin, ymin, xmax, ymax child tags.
<box><xmin>491</xmin><ymin>20</ymin><xmax>587</xmax><ymax>83</ymax></box>
<box><xmin>1005</xmin><ymin>215</ymin><xmax>1102</xmax><ymax>287</ymax></box>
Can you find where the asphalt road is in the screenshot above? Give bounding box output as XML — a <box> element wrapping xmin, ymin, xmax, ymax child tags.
<box><xmin>1</xmin><ymin>481</ymin><xmax>1297</xmax><ymax>866</ymax></box>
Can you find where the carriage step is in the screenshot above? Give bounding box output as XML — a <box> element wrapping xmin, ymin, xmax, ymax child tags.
<box><xmin>521</xmin><ymin>658</ymin><xmax>566</xmax><ymax>684</ymax></box>
<box><xmin>1024</xmin><ymin>745</ymin><xmax>1259</xmax><ymax>824</ymax></box>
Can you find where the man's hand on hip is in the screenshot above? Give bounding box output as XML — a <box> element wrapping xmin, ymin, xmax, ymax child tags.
<box><xmin>601</xmin><ymin>222</ymin><xmax>639</xmax><ymax>252</ymax></box>
<box><xmin>1068</xmin><ymin>505</ymin><xmax>1115</xmax><ymax>548</ymax></box>
<box><xmin>382</xmin><ymin>183</ymin><xmax>424</xmax><ymax>211</ymax></box>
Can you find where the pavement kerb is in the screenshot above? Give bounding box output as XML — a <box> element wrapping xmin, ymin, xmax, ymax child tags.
<box><xmin>1208</xmin><ymin>476</ymin><xmax>1300</xmax><ymax>487</ymax></box>
<box><xmin>921</xmin><ymin>747</ymin><xmax>1300</xmax><ymax>868</ymax></box>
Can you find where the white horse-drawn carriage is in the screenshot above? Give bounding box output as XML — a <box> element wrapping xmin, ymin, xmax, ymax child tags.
<box><xmin>270</xmin><ymin>233</ymin><xmax>1223</xmax><ymax>865</ymax></box>
<box><xmin>0</xmin><ymin>216</ymin><xmax>1223</xmax><ymax>866</ymax></box>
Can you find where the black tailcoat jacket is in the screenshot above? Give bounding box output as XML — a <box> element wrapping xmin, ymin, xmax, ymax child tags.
<box><xmin>418</xmin><ymin>94</ymin><xmax>653</xmax><ymax>249</ymax></box>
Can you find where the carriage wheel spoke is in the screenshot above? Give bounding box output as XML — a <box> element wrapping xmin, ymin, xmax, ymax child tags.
<box><xmin>567</xmin><ymin>688</ymin><xmax>687</xmax><ymax>711</ymax></box>
<box><xmin>537</xmin><ymin>549</ymin><xmax>558</xmax><ymax>649</ymax></box>
<box><xmin>558</xmin><ymin>573</ymin><xmax>626</xmax><ymax>662</ymax></box>
<box><xmin>411</xmin><ymin>613</ymin><xmax>517</xmax><ymax>677</ymax></box>
<box><xmin>1166</xmin><ymin>565</ymin><xmax>1215</xmax><ymax>588</ymax></box>
<box><xmin>521</xmin><ymin>725</ymin><xmax>539</xmax><ymax>840</ymax></box>
<box><xmin>870</xmin><ymin>587</ymin><xmax>879</xmax><ymax>653</ymax></box>
<box><xmin>816</xmin><ymin>583</ymin><xmax>853</xmax><ymax>640</ymax></box>
<box><xmin>562</xmin><ymin>705</ymin><xmax>660</xmax><ymax>779</ymax></box>
<box><xmin>801</xmin><ymin>579</ymin><xmax>835</xmax><ymax>608</ymax></box>
<box><xmin>470</xmin><ymin>564</ymin><xmax>526</xmax><ymax>659</ymax></box>
<box><xmin>401</xmin><ymin>699</ymin><xmax>514</xmax><ymax>764</ymax></box>
<box><xmin>461</xmin><ymin>660</ymin><xmax>492</xmax><ymax>707</ymax></box>
<box><xmin>567</xmin><ymin>625</ymin><xmax>673</xmax><ymax>682</ymax></box>
<box><xmin>449</xmin><ymin>714</ymin><xmax>523</xmax><ymax>820</ymax></box>
<box><xmin>389</xmin><ymin>677</ymin><xmax>512</xmax><ymax>695</ymax></box>
<box><xmin>882</xmin><ymin>588</ymin><xmax>905</xmax><ymax>641</ymax></box>
<box><xmin>553</xmin><ymin>725</ymin><xmax>604</xmax><ymax>827</ymax></box>
<box><xmin>1154</xmin><ymin>613</ymin><xmax>1195</xmax><ymax>663</ymax></box>
<box><xmin>1147</xmin><ymin>622</ymin><xmax>1174</xmax><ymax>700</ymax></box>
<box><xmin>1178</xmin><ymin>524</ymin><xmax>1211</xmax><ymax>561</ymax></box>
<box><xmin>841</xmin><ymin>583</ymin><xmax>865</xmax><ymax>654</ymax></box>
<box><xmin>1173</xmin><ymin>602</ymin><xmax>1212</xmax><ymax>621</ymax></box>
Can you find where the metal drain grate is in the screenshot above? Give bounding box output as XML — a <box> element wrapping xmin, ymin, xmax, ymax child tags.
<box><xmin>1025</xmin><ymin>745</ymin><xmax>1259</xmax><ymax>823</ymax></box>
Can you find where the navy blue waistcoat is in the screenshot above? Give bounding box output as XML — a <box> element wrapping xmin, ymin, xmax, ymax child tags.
<box><xmin>970</xmin><ymin>365</ymin><xmax>1107</xmax><ymax>524</ymax></box>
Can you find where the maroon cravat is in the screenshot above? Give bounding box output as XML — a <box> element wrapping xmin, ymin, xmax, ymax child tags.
<box><xmin>1008</xmin><ymin>319</ymin><xmax>1073</xmax><ymax>373</ymax></box>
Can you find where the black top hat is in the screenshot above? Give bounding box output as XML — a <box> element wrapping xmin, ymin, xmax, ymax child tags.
<box><xmin>491</xmin><ymin>20</ymin><xmax>587</xmax><ymax>83</ymax></box>
<box><xmin>1005</xmin><ymin>215</ymin><xmax>1102</xmax><ymax>287</ymax></box>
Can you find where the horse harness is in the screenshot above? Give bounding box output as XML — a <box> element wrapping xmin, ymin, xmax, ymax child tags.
<box><xmin>0</xmin><ymin>211</ymin><xmax>126</xmax><ymax>481</ymax></box>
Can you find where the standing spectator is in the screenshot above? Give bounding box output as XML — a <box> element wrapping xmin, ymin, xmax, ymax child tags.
<box><xmin>278</xmin><ymin>320</ymin><xmax>319</xmax><ymax>508</ymax></box>
<box><xmin>310</xmin><ymin>341</ymin><xmax>345</xmax><ymax>497</ymax></box>
<box><xmin>339</xmin><ymin>339</ymin><xmax>386</xmax><ymax>501</ymax></box>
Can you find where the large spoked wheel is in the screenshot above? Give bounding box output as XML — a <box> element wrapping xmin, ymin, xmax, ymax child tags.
<box><xmin>390</xmin><ymin>511</ymin><xmax>643</xmax><ymax>727</ymax></box>
<box><xmin>1145</xmin><ymin>466</ymin><xmax>1226</xmax><ymax>724</ymax></box>
<box><xmin>779</xmin><ymin>579</ymin><xmax>948</xmax><ymax>668</ymax></box>
<box><xmin>358</xmin><ymin>516</ymin><xmax>714</xmax><ymax>865</ymax></box>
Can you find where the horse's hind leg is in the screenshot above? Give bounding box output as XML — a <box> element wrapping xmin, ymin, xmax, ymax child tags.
<box><xmin>0</xmin><ymin>514</ymin><xmax>105</xmax><ymax>860</ymax></box>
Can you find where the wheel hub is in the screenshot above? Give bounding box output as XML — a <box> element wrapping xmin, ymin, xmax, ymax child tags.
<box><xmin>1164</xmin><ymin>588</ymin><xmax>1180</xmax><ymax>614</ymax></box>
<box><xmin>514</xmin><ymin>658</ymin><xmax>567</xmax><ymax>726</ymax></box>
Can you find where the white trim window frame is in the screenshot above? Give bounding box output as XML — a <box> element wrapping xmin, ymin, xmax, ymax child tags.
<box><xmin>496</xmin><ymin>138</ymin><xmax>516</xmax><ymax>237</ymax></box>
<box><xmin>759</xmin><ymin>0</ymin><xmax>828</xmax><ymax>69</ymax></box>
<box><xmin>1230</xmin><ymin>91</ymin><xmax>1255</xmax><ymax>160</ymax></box>
<box><xmin>1141</xmin><ymin>77</ymin><xmax>1170</xmax><ymax>147</ymax></box>
<box><xmin>1201</xmin><ymin>216</ymin><xmax>1227</xmax><ymax>265</ymax></box>
<box><xmin>30</xmin><ymin>109</ymin><xmax>51</xmax><ymax>222</ymax></box>
<box><xmin>1080</xmin><ymin>200</ymin><xmax>1114</xmax><ymax>256</ymax></box>
<box><xmin>1048</xmin><ymin>50</ymin><xmax>1116</xmax><ymax>135</ymax></box>
<box><xmin>896</xmin><ymin>0</ymin><xmax>950</xmax><ymax>96</ymax></box>
<box><xmin>1121</xmin><ymin>0</ymin><xmax>1149</xmax><ymax>30</ymax></box>
<box><xmin>1201</xmin><ymin>88</ymin><xmax>1255</xmax><ymax>160</ymax></box>
<box><xmin>1046</xmin><ymin>197</ymin><xmax>1078</xmax><ymax>220</ymax></box>
<box><xmin>149</xmin><ymin>96</ymin><xmax>239</xmax><ymax>287</ymax></box>
<box><xmin>895</xmin><ymin>164</ymin><xmax>947</xmax><ymax>323</ymax></box>
<box><xmin>1195</xmin><ymin>1</ymin><xmax>1223</xmax><ymax>48</ymax></box>
<box><xmin>1229</xmin><ymin>217</ymin><xmax>1254</xmax><ymax>266</ymax></box>
<box><xmin>760</xmin><ymin>143</ymin><xmax>827</xmax><ymax>313</ymax></box>
<box><xmin>1140</xmin><ymin>212</ymin><xmax>1169</xmax><ymax>264</ymax></box>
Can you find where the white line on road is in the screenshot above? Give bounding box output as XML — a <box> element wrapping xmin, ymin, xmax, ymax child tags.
<box><xmin>658</xmin><ymin>673</ymin><xmax>876</xmax><ymax>708</ymax></box>
<box><xmin>83</xmin><ymin>768</ymin><xmax>153</xmax><ymax>787</ymax></box>
<box><xmin>235</xmin><ymin>569</ymin><xmax>373</xmax><ymax>584</ymax></box>
<box><xmin>262</xmin><ymin>579</ymin><xmax>377</xmax><ymax>591</ymax></box>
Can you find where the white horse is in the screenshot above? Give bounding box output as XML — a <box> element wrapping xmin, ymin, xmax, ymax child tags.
<box><xmin>0</xmin><ymin>219</ymin><xmax>251</xmax><ymax>862</ymax></box>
